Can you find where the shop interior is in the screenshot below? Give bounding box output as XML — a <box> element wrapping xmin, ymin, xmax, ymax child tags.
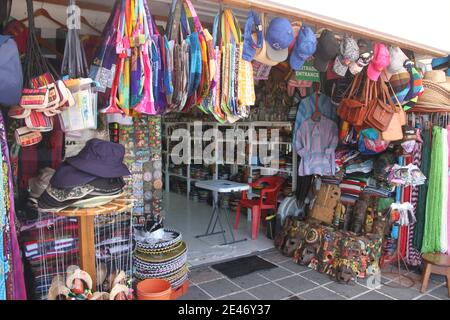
<box><xmin>0</xmin><ymin>0</ymin><xmax>449</xmax><ymax>300</ymax></box>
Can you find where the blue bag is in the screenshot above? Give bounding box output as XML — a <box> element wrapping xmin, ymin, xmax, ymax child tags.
<box><xmin>0</xmin><ymin>35</ymin><xmax>23</xmax><ymax>106</ymax></box>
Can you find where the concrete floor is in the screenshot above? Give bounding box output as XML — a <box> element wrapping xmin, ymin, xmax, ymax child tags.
<box><xmin>164</xmin><ymin>191</ymin><xmax>274</xmax><ymax>267</ymax></box>
<box><xmin>180</xmin><ymin>248</ymin><xmax>449</xmax><ymax>300</ymax></box>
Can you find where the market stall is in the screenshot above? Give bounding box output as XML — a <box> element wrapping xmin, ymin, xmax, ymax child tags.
<box><xmin>0</xmin><ymin>0</ymin><xmax>449</xmax><ymax>300</ymax></box>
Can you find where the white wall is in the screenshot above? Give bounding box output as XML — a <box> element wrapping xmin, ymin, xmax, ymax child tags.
<box><xmin>10</xmin><ymin>1</ymin><xmax>111</xmax><ymax>36</ymax></box>
<box><xmin>264</xmin><ymin>0</ymin><xmax>450</xmax><ymax>54</ymax></box>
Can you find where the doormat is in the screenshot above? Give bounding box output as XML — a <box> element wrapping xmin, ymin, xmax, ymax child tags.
<box><xmin>211</xmin><ymin>255</ymin><xmax>277</xmax><ymax>279</ymax></box>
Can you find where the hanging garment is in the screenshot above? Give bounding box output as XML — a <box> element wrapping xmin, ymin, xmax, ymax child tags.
<box><xmin>295</xmin><ymin>116</ymin><xmax>339</xmax><ymax>176</ymax></box>
<box><xmin>406</xmin><ymin>129</ymin><xmax>423</xmax><ymax>266</ymax></box>
<box><xmin>443</xmin><ymin>128</ymin><xmax>449</xmax><ymax>253</ymax></box>
<box><xmin>448</xmin><ymin>125</ymin><xmax>450</xmax><ymax>252</ymax></box>
<box><xmin>0</xmin><ymin>112</ymin><xmax>26</xmax><ymax>300</ymax></box>
<box><xmin>413</xmin><ymin>128</ymin><xmax>431</xmax><ymax>251</ymax></box>
<box><xmin>293</xmin><ymin>94</ymin><xmax>339</xmax><ymax>146</ymax></box>
<box><xmin>422</xmin><ymin>126</ymin><xmax>443</xmax><ymax>253</ymax></box>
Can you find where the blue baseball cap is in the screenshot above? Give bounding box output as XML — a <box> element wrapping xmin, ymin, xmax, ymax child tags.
<box><xmin>289</xmin><ymin>26</ymin><xmax>317</xmax><ymax>71</ymax></box>
<box><xmin>242</xmin><ymin>11</ymin><xmax>263</xmax><ymax>62</ymax></box>
<box><xmin>265</xmin><ymin>17</ymin><xmax>294</xmax><ymax>63</ymax></box>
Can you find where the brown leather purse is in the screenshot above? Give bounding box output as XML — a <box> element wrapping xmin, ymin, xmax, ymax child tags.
<box><xmin>338</xmin><ymin>74</ymin><xmax>370</xmax><ymax>127</ymax></box>
<box><xmin>364</xmin><ymin>80</ymin><xmax>395</xmax><ymax>132</ymax></box>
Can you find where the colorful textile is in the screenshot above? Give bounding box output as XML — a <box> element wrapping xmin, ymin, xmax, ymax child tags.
<box><xmin>442</xmin><ymin>129</ymin><xmax>448</xmax><ymax>253</ymax></box>
<box><xmin>406</xmin><ymin>130</ymin><xmax>423</xmax><ymax>266</ymax></box>
<box><xmin>422</xmin><ymin>126</ymin><xmax>443</xmax><ymax>253</ymax></box>
<box><xmin>295</xmin><ymin>116</ymin><xmax>338</xmax><ymax>176</ymax></box>
<box><xmin>0</xmin><ymin>112</ymin><xmax>26</xmax><ymax>300</ymax></box>
<box><xmin>413</xmin><ymin>129</ymin><xmax>431</xmax><ymax>251</ymax></box>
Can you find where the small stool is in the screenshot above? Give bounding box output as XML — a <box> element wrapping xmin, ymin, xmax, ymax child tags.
<box><xmin>420</xmin><ymin>253</ymin><xmax>450</xmax><ymax>296</ymax></box>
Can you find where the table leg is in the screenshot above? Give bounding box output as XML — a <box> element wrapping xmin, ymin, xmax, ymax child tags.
<box><xmin>78</xmin><ymin>215</ymin><xmax>97</xmax><ymax>289</ymax></box>
<box><xmin>195</xmin><ymin>199</ymin><xmax>225</xmax><ymax>239</ymax></box>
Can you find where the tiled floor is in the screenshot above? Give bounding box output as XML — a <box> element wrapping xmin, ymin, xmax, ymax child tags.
<box><xmin>180</xmin><ymin>248</ymin><xmax>449</xmax><ymax>300</ymax></box>
<box><xmin>164</xmin><ymin>192</ymin><xmax>273</xmax><ymax>267</ymax></box>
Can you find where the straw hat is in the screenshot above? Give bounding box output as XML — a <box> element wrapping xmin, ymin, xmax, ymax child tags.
<box><xmin>417</xmin><ymin>70</ymin><xmax>450</xmax><ymax>107</ymax></box>
<box><xmin>112</xmin><ymin>270</ymin><xmax>126</xmax><ymax>288</ymax></box>
<box><xmin>66</xmin><ymin>268</ymin><xmax>93</xmax><ymax>291</ymax></box>
<box><xmin>109</xmin><ymin>284</ymin><xmax>130</xmax><ymax>300</ymax></box>
<box><xmin>90</xmin><ymin>292</ymin><xmax>110</xmax><ymax>300</ymax></box>
<box><xmin>47</xmin><ymin>284</ymin><xmax>71</xmax><ymax>300</ymax></box>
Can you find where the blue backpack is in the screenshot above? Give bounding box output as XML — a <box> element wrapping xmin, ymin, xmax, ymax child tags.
<box><xmin>0</xmin><ymin>35</ymin><xmax>23</xmax><ymax>106</ymax></box>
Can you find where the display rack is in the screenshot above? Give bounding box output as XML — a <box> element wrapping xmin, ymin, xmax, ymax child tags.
<box><xmin>162</xmin><ymin>121</ymin><xmax>297</xmax><ymax>198</ymax></box>
<box><xmin>55</xmin><ymin>197</ymin><xmax>135</xmax><ymax>289</ymax></box>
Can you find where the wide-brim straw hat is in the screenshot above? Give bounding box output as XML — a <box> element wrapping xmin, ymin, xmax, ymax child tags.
<box><xmin>417</xmin><ymin>70</ymin><xmax>450</xmax><ymax>107</ymax></box>
<box><xmin>109</xmin><ymin>284</ymin><xmax>130</xmax><ymax>300</ymax></box>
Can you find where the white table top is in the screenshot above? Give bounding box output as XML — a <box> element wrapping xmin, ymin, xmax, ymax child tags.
<box><xmin>195</xmin><ymin>180</ymin><xmax>250</xmax><ymax>193</ymax></box>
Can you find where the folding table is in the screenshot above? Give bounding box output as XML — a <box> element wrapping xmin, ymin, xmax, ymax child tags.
<box><xmin>195</xmin><ymin>180</ymin><xmax>249</xmax><ymax>245</ymax></box>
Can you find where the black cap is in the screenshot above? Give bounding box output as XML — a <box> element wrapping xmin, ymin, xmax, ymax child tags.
<box><xmin>313</xmin><ymin>30</ymin><xmax>340</xmax><ymax>72</ymax></box>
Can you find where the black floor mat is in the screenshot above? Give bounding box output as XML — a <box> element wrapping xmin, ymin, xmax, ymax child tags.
<box><xmin>211</xmin><ymin>255</ymin><xmax>277</xmax><ymax>279</ymax></box>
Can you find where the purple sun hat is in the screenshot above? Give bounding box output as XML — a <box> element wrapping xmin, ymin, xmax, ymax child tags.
<box><xmin>50</xmin><ymin>162</ymin><xmax>98</xmax><ymax>189</ymax></box>
<box><xmin>65</xmin><ymin>138</ymin><xmax>131</xmax><ymax>179</ymax></box>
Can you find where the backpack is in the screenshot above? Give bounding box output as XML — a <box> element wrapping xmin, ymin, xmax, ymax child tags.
<box><xmin>0</xmin><ymin>35</ymin><xmax>23</xmax><ymax>106</ymax></box>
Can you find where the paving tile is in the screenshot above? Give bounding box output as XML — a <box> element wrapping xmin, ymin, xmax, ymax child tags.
<box><xmin>258</xmin><ymin>251</ymin><xmax>291</xmax><ymax>264</ymax></box>
<box><xmin>189</xmin><ymin>266</ymin><xmax>224</xmax><ymax>284</ymax></box>
<box><xmin>287</xmin><ymin>295</ymin><xmax>301</xmax><ymax>300</ymax></box>
<box><xmin>324</xmin><ymin>281</ymin><xmax>370</xmax><ymax>299</ymax></box>
<box><xmin>301</xmin><ymin>270</ymin><xmax>334</xmax><ymax>285</ymax></box>
<box><xmin>429</xmin><ymin>274</ymin><xmax>447</xmax><ymax>285</ymax></box>
<box><xmin>428</xmin><ymin>285</ymin><xmax>450</xmax><ymax>300</ymax></box>
<box><xmin>230</xmin><ymin>273</ymin><xmax>270</xmax><ymax>289</ymax></box>
<box><xmin>198</xmin><ymin>278</ymin><xmax>242</xmax><ymax>298</ymax></box>
<box><xmin>417</xmin><ymin>294</ymin><xmax>440</xmax><ymax>300</ymax></box>
<box><xmin>178</xmin><ymin>286</ymin><xmax>211</xmax><ymax>300</ymax></box>
<box><xmin>248</xmin><ymin>283</ymin><xmax>292</xmax><ymax>300</ymax></box>
<box><xmin>219</xmin><ymin>292</ymin><xmax>258</xmax><ymax>300</ymax></box>
<box><xmin>377</xmin><ymin>283</ymin><xmax>422</xmax><ymax>300</ymax></box>
<box><xmin>279</xmin><ymin>260</ymin><xmax>310</xmax><ymax>274</ymax></box>
<box><xmin>257</xmin><ymin>266</ymin><xmax>294</xmax><ymax>281</ymax></box>
<box><xmin>386</xmin><ymin>274</ymin><xmax>441</xmax><ymax>292</ymax></box>
<box><xmin>275</xmin><ymin>275</ymin><xmax>317</xmax><ymax>295</ymax></box>
<box><xmin>355</xmin><ymin>291</ymin><xmax>394</xmax><ymax>300</ymax></box>
<box><xmin>298</xmin><ymin>287</ymin><xmax>345</xmax><ymax>300</ymax></box>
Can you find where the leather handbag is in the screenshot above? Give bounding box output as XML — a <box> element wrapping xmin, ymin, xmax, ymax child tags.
<box><xmin>364</xmin><ymin>80</ymin><xmax>395</xmax><ymax>132</ymax></box>
<box><xmin>337</xmin><ymin>73</ymin><xmax>369</xmax><ymax>127</ymax></box>
<box><xmin>381</xmin><ymin>83</ymin><xmax>406</xmax><ymax>141</ymax></box>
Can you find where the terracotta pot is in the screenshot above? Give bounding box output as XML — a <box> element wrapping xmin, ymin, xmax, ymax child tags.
<box><xmin>136</xmin><ymin>279</ymin><xmax>172</xmax><ymax>300</ymax></box>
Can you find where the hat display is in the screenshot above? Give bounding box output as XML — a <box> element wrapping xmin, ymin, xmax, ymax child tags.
<box><xmin>242</xmin><ymin>11</ymin><xmax>263</xmax><ymax>62</ymax></box>
<box><xmin>417</xmin><ymin>70</ymin><xmax>450</xmax><ymax>108</ymax></box>
<box><xmin>29</xmin><ymin>167</ymin><xmax>55</xmax><ymax>199</ymax></box>
<box><xmin>289</xmin><ymin>26</ymin><xmax>317</xmax><ymax>71</ymax></box>
<box><xmin>349</xmin><ymin>39</ymin><xmax>374</xmax><ymax>75</ymax></box>
<box><xmin>389</xmin><ymin>71</ymin><xmax>411</xmax><ymax>103</ymax></box>
<box><xmin>37</xmin><ymin>138</ymin><xmax>130</xmax><ymax>213</ymax></box>
<box><xmin>313</xmin><ymin>30</ymin><xmax>340</xmax><ymax>72</ymax></box>
<box><xmin>252</xmin><ymin>33</ymin><xmax>278</xmax><ymax>66</ymax></box>
<box><xmin>66</xmin><ymin>139</ymin><xmax>131</xmax><ymax>178</ymax></box>
<box><xmin>265</xmin><ymin>17</ymin><xmax>294</xmax><ymax>63</ymax></box>
<box><xmin>367</xmin><ymin>43</ymin><xmax>390</xmax><ymax>81</ymax></box>
<box><xmin>333</xmin><ymin>36</ymin><xmax>359</xmax><ymax>77</ymax></box>
<box><xmin>382</xmin><ymin>46</ymin><xmax>409</xmax><ymax>81</ymax></box>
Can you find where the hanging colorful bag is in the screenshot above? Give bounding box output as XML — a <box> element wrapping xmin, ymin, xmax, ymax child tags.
<box><xmin>364</xmin><ymin>79</ymin><xmax>395</xmax><ymax>132</ymax></box>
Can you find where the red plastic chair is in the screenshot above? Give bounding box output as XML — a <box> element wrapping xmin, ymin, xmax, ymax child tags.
<box><xmin>234</xmin><ymin>176</ymin><xmax>285</xmax><ymax>240</ymax></box>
